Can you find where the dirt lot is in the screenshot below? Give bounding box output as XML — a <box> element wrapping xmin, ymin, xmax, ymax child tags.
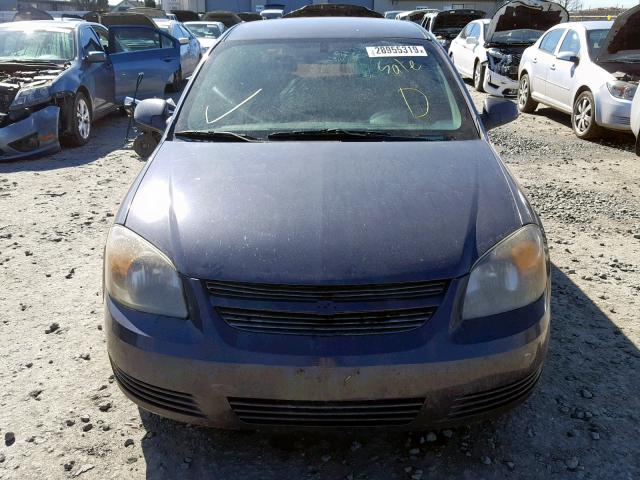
<box><xmin>1</xmin><ymin>87</ymin><xmax>639</xmax><ymax>480</ymax></box>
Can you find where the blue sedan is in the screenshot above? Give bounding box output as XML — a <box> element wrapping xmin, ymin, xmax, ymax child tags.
<box><xmin>0</xmin><ymin>20</ymin><xmax>180</xmax><ymax>160</ymax></box>
<box><xmin>105</xmin><ymin>18</ymin><xmax>550</xmax><ymax>429</ymax></box>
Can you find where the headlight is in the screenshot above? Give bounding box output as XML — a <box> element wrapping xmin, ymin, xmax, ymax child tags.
<box><xmin>11</xmin><ymin>84</ymin><xmax>51</xmax><ymax>108</ymax></box>
<box><xmin>487</xmin><ymin>48</ymin><xmax>505</xmax><ymax>59</ymax></box>
<box><xmin>606</xmin><ymin>81</ymin><xmax>637</xmax><ymax>100</ymax></box>
<box><xmin>462</xmin><ymin>225</ymin><xmax>547</xmax><ymax>320</ymax></box>
<box><xmin>104</xmin><ymin>225</ymin><xmax>188</xmax><ymax>318</ymax></box>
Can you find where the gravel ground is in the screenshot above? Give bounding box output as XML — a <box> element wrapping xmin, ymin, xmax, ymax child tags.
<box><xmin>1</xmin><ymin>87</ymin><xmax>639</xmax><ymax>480</ymax></box>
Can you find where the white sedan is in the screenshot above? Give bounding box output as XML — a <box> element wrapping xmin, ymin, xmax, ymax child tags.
<box><xmin>517</xmin><ymin>6</ymin><xmax>639</xmax><ymax>139</ymax></box>
<box><xmin>184</xmin><ymin>21</ymin><xmax>225</xmax><ymax>54</ymax></box>
<box><xmin>448</xmin><ymin>19</ymin><xmax>490</xmax><ymax>92</ymax></box>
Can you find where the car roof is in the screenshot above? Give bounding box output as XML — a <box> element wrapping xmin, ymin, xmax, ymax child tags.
<box><xmin>226</xmin><ymin>17</ymin><xmax>427</xmax><ymax>40</ymax></box>
<box><xmin>549</xmin><ymin>20</ymin><xmax>612</xmax><ymax>30</ymax></box>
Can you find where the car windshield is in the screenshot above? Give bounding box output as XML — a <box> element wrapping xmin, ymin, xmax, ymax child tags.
<box><xmin>587</xmin><ymin>29</ymin><xmax>610</xmax><ymax>58</ymax></box>
<box><xmin>174</xmin><ymin>38</ymin><xmax>478</xmax><ymax>140</ymax></box>
<box><xmin>187</xmin><ymin>24</ymin><xmax>222</xmax><ymax>38</ymax></box>
<box><xmin>491</xmin><ymin>29</ymin><xmax>543</xmax><ymax>45</ymax></box>
<box><xmin>0</xmin><ymin>28</ymin><xmax>74</xmax><ymax>61</ymax></box>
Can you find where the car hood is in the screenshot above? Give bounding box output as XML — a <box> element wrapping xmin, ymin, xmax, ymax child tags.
<box><xmin>431</xmin><ymin>9</ymin><xmax>485</xmax><ymax>34</ymax></box>
<box><xmin>485</xmin><ymin>0</ymin><xmax>568</xmax><ymax>45</ymax></box>
<box><xmin>123</xmin><ymin>140</ymin><xmax>534</xmax><ymax>283</ymax></box>
<box><xmin>596</xmin><ymin>4</ymin><xmax>640</xmax><ymax>65</ymax></box>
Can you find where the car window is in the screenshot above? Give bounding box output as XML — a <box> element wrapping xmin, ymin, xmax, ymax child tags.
<box><xmin>160</xmin><ymin>31</ymin><xmax>175</xmax><ymax>49</ymax></box>
<box><xmin>558</xmin><ymin>30</ymin><xmax>580</xmax><ymax>55</ymax></box>
<box><xmin>92</xmin><ymin>26</ymin><xmax>110</xmax><ymax>51</ymax></box>
<box><xmin>112</xmin><ymin>27</ymin><xmax>162</xmax><ymax>53</ymax></box>
<box><xmin>586</xmin><ymin>29</ymin><xmax>610</xmax><ymax>59</ymax></box>
<box><xmin>539</xmin><ymin>29</ymin><xmax>565</xmax><ymax>54</ymax></box>
<box><xmin>174</xmin><ymin>38</ymin><xmax>479</xmax><ymax>140</ymax></box>
<box><xmin>80</xmin><ymin>27</ymin><xmax>103</xmax><ymax>53</ymax></box>
<box><xmin>459</xmin><ymin>23</ymin><xmax>472</xmax><ymax>39</ymax></box>
<box><xmin>0</xmin><ymin>28</ymin><xmax>75</xmax><ymax>61</ymax></box>
<box><xmin>187</xmin><ymin>23</ymin><xmax>222</xmax><ymax>39</ymax></box>
<box><xmin>468</xmin><ymin>24</ymin><xmax>480</xmax><ymax>39</ymax></box>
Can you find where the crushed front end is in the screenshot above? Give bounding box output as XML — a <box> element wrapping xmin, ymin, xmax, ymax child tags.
<box><xmin>0</xmin><ymin>63</ymin><xmax>68</xmax><ymax>160</ymax></box>
<box><xmin>484</xmin><ymin>47</ymin><xmax>524</xmax><ymax>97</ymax></box>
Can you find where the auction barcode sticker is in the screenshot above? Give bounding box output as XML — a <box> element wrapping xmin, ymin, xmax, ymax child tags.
<box><xmin>366</xmin><ymin>46</ymin><xmax>428</xmax><ymax>57</ymax></box>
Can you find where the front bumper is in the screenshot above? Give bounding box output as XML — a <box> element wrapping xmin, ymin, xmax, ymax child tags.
<box><xmin>595</xmin><ymin>85</ymin><xmax>633</xmax><ymax>131</ymax></box>
<box><xmin>106</xmin><ymin>277</ymin><xmax>550</xmax><ymax>430</ymax></box>
<box><xmin>0</xmin><ymin>106</ymin><xmax>60</xmax><ymax>161</ymax></box>
<box><xmin>484</xmin><ymin>70</ymin><xmax>519</xmax><ymax>98</ymax></box>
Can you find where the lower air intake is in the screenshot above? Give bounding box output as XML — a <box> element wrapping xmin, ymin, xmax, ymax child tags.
<box><xmin>228</xmin><ymin>397</ymin><xmax>425</xmax><ymax>427</ymax></box>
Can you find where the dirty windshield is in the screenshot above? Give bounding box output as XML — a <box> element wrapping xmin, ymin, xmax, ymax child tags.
<box><xmin>187</xmin><ymin>23</ymin><xmax>223</xmax><ymax>38</ymax></box>
<box><xmin>0</xmin><ymin>28</ymin><xmax>74</xmax><ymax>62</ymax></box>
<box><xmin>174</xmin><ymin>39</ymin><xmax>478</xmax><ymax>140</ymax></box>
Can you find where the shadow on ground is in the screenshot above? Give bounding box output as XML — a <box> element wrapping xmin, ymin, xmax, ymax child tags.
<box><xmin>137</xmin><ymin>265</ymin><xmax>640</xmax><ymax>479</ymax></box>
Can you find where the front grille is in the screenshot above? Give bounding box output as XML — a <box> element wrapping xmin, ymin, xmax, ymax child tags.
<box><xmin>218</xmin><ymin>306</ymin><xmax>434</xmax><ymax>335</ymax></box>
<box><xmin>205</xmin><ymin>279</ymin><xmax>448</xmax><ymax>302</ymax></box>
<box><xmin>111</xmin><ymin>361</ymin><xmax>205</xmax><ymax>418</ymax></box>
<box><xmin>228</xmin><ymin>397</ymin><xmax>425</xmax><ymax>427</ymax></box>
<box><xmin>447</xmin><ymin>367</ymin><xmax>542</xmax><ymax>420</ymax></box>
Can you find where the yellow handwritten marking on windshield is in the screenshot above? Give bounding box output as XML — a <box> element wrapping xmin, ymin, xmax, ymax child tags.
<box><xmin>398</xmin><ymin>88</ymin><xmax>429</xmax><ymax>120</ymax></box>
<box><xmin>205</xmin><ymin>88</ymin><xmax>263</xmax><ymax>124</ymax></box>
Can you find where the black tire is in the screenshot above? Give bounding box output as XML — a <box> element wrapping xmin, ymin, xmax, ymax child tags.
<box><xmin>473</xmin><ymin>61</ymin><xmax>485</xmax><ymax>93</ymax></box>
<box><xmin>169</xmin><ymin>68</ymin><xmax>183</xmax><ymax>92</ymax></box>
<box><xmin>572</xmin><ymin>91</ymin><xmax>603</xmax><ymax>140</ymax></box>
<box><xmin>62</xmin><ymin>91</ymin><xmax>91</xmax><ymax>147</ymax></box>
<box><xmin>133</xmin><ymin>132</ymin><xmax>159</xmax><ymax>159</ymax></box>
<box><xmin>517</xmin><ymin>73</ymin><xmax>538</xmax><ymax>113</ymax></box>
<box><xmin>635</xmin><ymin>134</ymin><xmax>640</xmax><ymax>157</ymax></box>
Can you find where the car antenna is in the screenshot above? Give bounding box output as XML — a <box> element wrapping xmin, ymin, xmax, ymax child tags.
<box><xmin>124</xmin><ymin>72</ymin><xmax>145</xmax><ymax>144</ymax></box>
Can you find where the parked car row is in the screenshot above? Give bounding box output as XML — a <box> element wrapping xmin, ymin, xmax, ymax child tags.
<box><xmin>447</xmin><ymin>0</ymin><xmax>639</xmax><ymax>141</ymax></box>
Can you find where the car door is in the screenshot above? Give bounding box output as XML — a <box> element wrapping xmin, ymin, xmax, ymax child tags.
<box><xmin>449</xmin><ymin>22</ymin><xmax>471</xmax><ymax>72</ymax></box>
<box><xmin>107</xmin><ymin>26</ymin><xmax>180</xmax><ymax>103</ymax></box>
<box><xmin>530</xmin><ymin>28</ymin><xmax>566</xmax><ymax>101</ymax></box>
<box><xmin>546</xmin><ymin>29</ymin><xmax>581</xmax><ymax>111</ymax></box>
<box><xmin>78</xmin><ymin>26</ymin><xmax>114</xmax><ymax>116</ymax></box>
<box><xmin>459</xmin><ymin>23</ymin><xmax>480</xmax><ymax>77</ymax></box>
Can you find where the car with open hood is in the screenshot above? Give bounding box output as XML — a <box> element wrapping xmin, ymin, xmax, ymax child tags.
<box><xmin>202</xmin><ymin>11</ymin><xmax>243</xmax><ymax>28</ymax></box>
<box><xmin>517</xmin><ymin>5</ymin><xmax>640</xmax><ymax>139</ymax></box>
<box><xmin>633</xmin><ymin>88</ymin><xmax>640</xmax><ymax>155</ymax></box>
<box><xmin>421</xmin><ymin>9</ymin><xmax>485</xmax><ymax>51</ymax></box>
<box><xmin>105</xmin><ymin>17</ymin><xmax>551</xmax><ymax>430</ymax></box>
<box><xmin>238</xmin><ymin>12</ymin><xmax>263</xmax><ymax>22</ymax></box>
<box><xmin>396</xmin><ymin>9</ymin><xmax>438</xmax><ymax>23</ymax></box>
<box><xmin>0</xmin><ymin>20</ymin><xmax>180</xmax><ymax>161</ymax></box>
<box><xmin>482</xmin><ymin>0</ymin><xmax>568</xmax><ymax>97</ymax></box>
<box><xmin>448</xmin><ymin>18</ymin><xmax>491</xmax><ymax>91</ymax></box>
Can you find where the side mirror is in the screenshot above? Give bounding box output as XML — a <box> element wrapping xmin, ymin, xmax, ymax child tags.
<box><xmin>465</xmin><ymin>36</ymin><xmax>478</xmax><ymax>45</ymax></box>
<box><xmin>134</xmin><ymin>98</ymin><xmax>170</xmax><ymax>133</ymax></box>
<box><xmin>480</xmin><ymin>97</ymin><xmax>518</xmax><ymax>130</ymax></box>
<box><xmin>178</xmin><ymin>37</ymin><xmax>189</xmax><ymax>45</ymax></box>
<box><xmin>85</xmin><ymin>50</ymin><xmax>106</xmax><ymax>63</ymax></box>
<box><xmin>556</xmin><ymin>51</ymin><xmax>579</xmax><ymax>64</ymax></box>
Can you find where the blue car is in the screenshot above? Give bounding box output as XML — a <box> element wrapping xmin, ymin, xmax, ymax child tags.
<box><xmin>0</xmin><ymin>20</ymin><xmax>180</xmax><ymax>160</ymax></box>
<box><xmin>105</xmin><ymin>18</ymin><xmax>550</xmax><ymax>429</ymax></box>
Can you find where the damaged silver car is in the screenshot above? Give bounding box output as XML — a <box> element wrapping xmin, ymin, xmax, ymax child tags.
<box><xmin>518</xmin><ymin>5</ymin><xmax>640</xmax><ymax>139</ymax></box>
<box><xmin>0</xmin><ymin>20</ymin><xmax>180</xmax><ymax>161</ymax></box>
<box><xmin>483</xmin><ymin>0</ymin><xmax>568</xmax><ymax>97</ymax></box>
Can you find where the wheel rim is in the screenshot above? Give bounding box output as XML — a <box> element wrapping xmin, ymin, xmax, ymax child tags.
<box><xmin>519</xmin><ymin>77</ymin><xmax>529</xmax><ymax>108</ymax></box>
<box><xmin>574</xmin><ymin>96</ymin><xmax>592</xmax><ymax>134</ymax></box>
<box><xmin>76</xmin><ymin>98</ymin><xmax>90</xmax><ymax>139</ymax></box>
<box><xmin>474</xmin><ymin>64</ymin><xmax>480</xmax><ymax>85</ymax></box>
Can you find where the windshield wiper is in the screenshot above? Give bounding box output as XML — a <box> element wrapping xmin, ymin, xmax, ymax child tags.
<box><xmin>174</xmin><ymin>130</ymin><xmax>260</xmax><ymax>142</ymax></box>
<box><xmin>267</xmin><ymin>129</ymin><xmax>436</xmax><ymax>141</ymax></box>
